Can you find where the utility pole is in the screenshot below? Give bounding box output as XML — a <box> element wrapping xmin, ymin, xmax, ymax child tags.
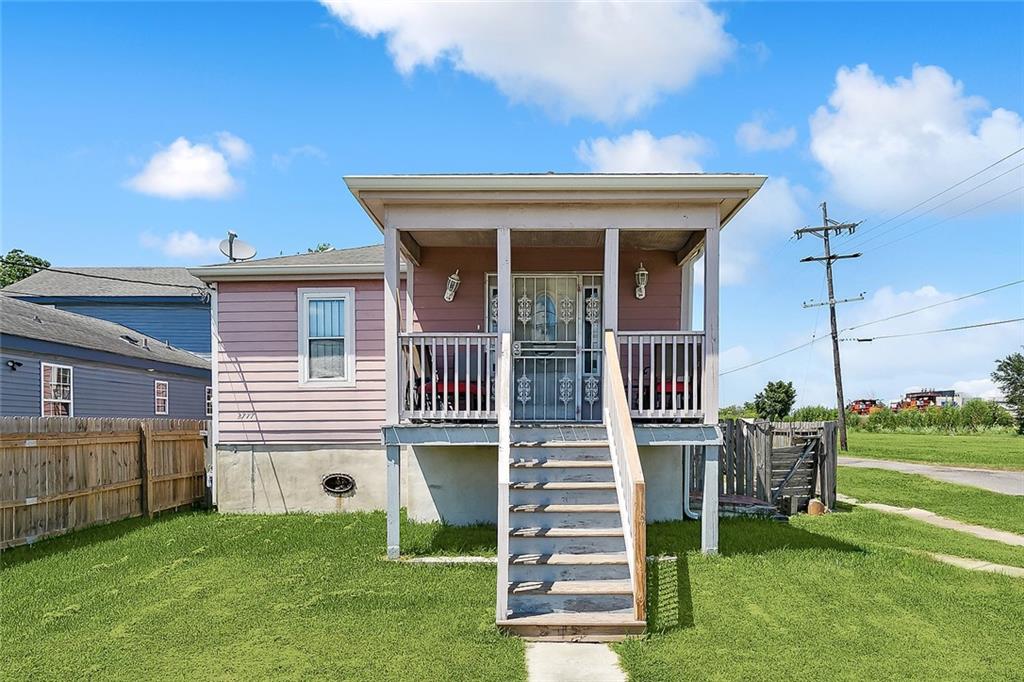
<box><xmin>795</xmin><ymin>202</ymin><xmax>862</xmax><ymax>451</ymax></box>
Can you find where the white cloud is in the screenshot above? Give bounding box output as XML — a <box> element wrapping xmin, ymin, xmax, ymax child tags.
<box><xmin>320</xmin><ymin>1</ymin><xmax>734</xmax><ymax>122</ymax></box>
<box><xmin>810</xmin><ymin>64</ymin><xmax>1024</xmax><ymax>213</ymax></box>
<box><xmin>576</xmin><ymin>130</ymin><xmax>708</xmax><ymax>173</ymax></box>
<box><xmin>127</xmin><ymin>135</ymin><xmax>248</xmax><ymax>199</ymax></box>
<box><xmin>953</xmin><ymin>378</ymin><xmax>1003</xmax><ymax>401</ymax></box>
<box><xmin>140</xmin><ymin>230</ymin><xmax>222</xmax><ymax>259</ymax></box>
<box><xmin>216</xmin><ymin>131</ymin><xmax>253</xmax><ymax>163</ymax></box>
<box><xmin>272</xmin><ymin>144</ymin><xmax>328</xmax><ymax>170</ymax></box>
<box><xmin>736</xmin><ymin>116</ymin><xmax>796</xmax><ymax>151</ymax></box>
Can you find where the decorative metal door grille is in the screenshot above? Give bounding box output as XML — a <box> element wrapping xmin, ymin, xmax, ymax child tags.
<box><xmin>488</xmin><ymin>274</ymin><xmax>603</xmax><ymax>422</ymax></box>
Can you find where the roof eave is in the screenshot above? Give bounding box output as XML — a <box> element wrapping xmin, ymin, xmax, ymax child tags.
<box><xmin>187</xmin><ymin>262</ymin><xmax>406</xmax><ymax>282</ymax></box>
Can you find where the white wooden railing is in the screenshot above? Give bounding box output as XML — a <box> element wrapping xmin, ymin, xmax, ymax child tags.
<box><xmin>618</xmin><ymin>331</ymin><xmax>704</xmax><ymax>420</ymax></box>
<box><xmin>603</xmin><ymin>330</ymin><xmax>646</xmax><ymax>622</ymax></box>
<box><xmin>400</xmin><ymin>332</ymin><xmax>497</xmax><ymax>421</ymax></box>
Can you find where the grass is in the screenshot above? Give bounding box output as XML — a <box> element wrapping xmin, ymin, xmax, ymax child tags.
<box><xmin>6</xmin><ymin>507</ymin><xmax>1023</xmax><ymax>680</ymax></box>
<box><xmin>1</xmin><ymin>512</ymin><xmax>524</xmax><ymax>682</ymax></box>
<box><xmin>839</xmin><ymin>467</ymin><xmax>1024</xmax><ymax>536</ymax></box>
<box><xmin>619</xmin><ymin>512</ymin><xmax>1024</xmax><ymax>681</ymax></box>
<box><xmin>846</xmin><ymin>430</ymin><xmax>1024</xmax><ymax>470</ymax></box>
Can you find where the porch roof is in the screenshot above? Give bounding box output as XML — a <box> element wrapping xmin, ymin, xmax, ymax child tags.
<box><xmin>345</xmin><ymin>173</ymin><xmax>767</xmax><ymax>233</ymax></box>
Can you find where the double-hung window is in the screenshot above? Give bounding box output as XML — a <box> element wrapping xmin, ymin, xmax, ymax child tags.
<box><xmin>298</xmin><ymin>287</ymin><xmax>356</xmax><ymax>387</ymax></box>
<box><xmin>206</xmin><ymin>386</ymin><xmax>213</xmax><ymax>417</ymax></box>
<box><xmin>154</xmin><ymin>380</ymin><xmax>169</xmax><ymax>415</ymax></box>
<box><xmin>41</xmin><ymin>363</ymin><xmax>73</xmax><ymax>416</ymax></box>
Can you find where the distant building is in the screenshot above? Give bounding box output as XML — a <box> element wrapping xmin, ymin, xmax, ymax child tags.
<box><xmin>895</xmin><ymin>388</ymin><xmax>963</xmax><ymax>411</ymax></box>
<box><xmin>3</xmin><ymin>267</ymin><xmax>211</xmax><ymax>358</ymax></box>
<box><xmin>1</xmin><ymin>296</ymin><xmax>209</xmax><ymax>418</ymax></box>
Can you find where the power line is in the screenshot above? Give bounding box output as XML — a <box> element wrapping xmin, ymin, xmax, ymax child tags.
<box><xmin>844</xmin><ymin>317</ymin><xmax>1024</xmax><ymax>342</ymax></box>
<box><xmin>864</xmin><ymin>185</ymin><xmax>1024</xmax><ymax>253</ymax></box>
<box><xmin>0</xmin><ymin>259</ymin><xmax>207</xmax><ymax>295</ymax></box>
<box><xmin>847</xmin><ymin>145</ymin><xmax>1024</xmax><ymax>244</ymax></box>
<box><xmin>849</xmin><ymin>161</ymin><xmax>1024</xmax><ymax>249</ymax></box>
<box><xmin>720</xmin><ymin>278</ymin><xmax>1024</xmax><ymax>376</ymax></box>
<box><xmin>842</xmin><ymin>278</ymin><xmax>1024</xmax><ymax>332</ymax></box>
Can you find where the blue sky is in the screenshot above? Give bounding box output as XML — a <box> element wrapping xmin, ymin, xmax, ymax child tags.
<box><xmin>3</xmin><ymin>1</ymin><xmax>1022</xmax><ymax>406</ymax></box>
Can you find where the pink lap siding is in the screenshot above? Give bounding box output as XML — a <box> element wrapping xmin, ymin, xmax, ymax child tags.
<box><xmin>216</xmin><ymin>279</ymin><xmax>398</xmax><ymax>444</ymax></box>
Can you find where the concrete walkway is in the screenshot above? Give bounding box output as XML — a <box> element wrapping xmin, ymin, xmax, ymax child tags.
<box><xmin>525</xmin><ymin>642</ymin><xmax>626</xmax><ymax>682</ymax></box>
<box><xmin>838</xmin><ymin>457</ymin><xmax>1024</xmax><ymax>496</ymax></box>
<box><xmin>926</xmin><ymin>553</ymin><xmax>1024</xmax><ymax>578</ymax></box>
<box><xmin>837</xmin><ymin>493</ymin><xmax>1024</xmax><ymax>546</ymax></box>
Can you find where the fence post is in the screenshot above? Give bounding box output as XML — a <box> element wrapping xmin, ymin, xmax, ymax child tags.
<box><xmin>140</xmin><ymin>421</ymin><xmax>154</xmax><ymax>518</ymax></box>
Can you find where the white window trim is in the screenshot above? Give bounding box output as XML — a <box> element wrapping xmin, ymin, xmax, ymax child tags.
<box><xmin>154</xmin><ymin>380</ymin><xmax>169</xmax><ymax>415</ymax></box>
<box><xmin>205</xmin><ymin>386</ymin><xmax>213</xmax><ymax>417</ymax></box>
<box><xmin>297</xmin><ymin>287</ymin><xmax>357</xmax><ymax>388</ymax></box>
<box><xmin>40</xmin><ymin>362</ymin><xmax>74</xmax><ymax>417</ymax></box>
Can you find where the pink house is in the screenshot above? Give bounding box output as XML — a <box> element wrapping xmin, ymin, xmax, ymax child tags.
<box><xmin>190</xmin><ymin>173</ymin><xmax>765</xmax><ymax>640</ymax></box>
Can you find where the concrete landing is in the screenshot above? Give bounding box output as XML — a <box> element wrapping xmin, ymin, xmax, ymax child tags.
<box><xmin>525</xmin><ymin>642</ymin><xmax>626</xmax><ymax>682</ymax></box>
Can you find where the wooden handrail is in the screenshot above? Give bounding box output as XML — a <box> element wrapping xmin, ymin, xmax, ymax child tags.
<box><xmin>603</xmin><ymin>330</ymin><xmax>646</xmax><ymax>622</ymax></box>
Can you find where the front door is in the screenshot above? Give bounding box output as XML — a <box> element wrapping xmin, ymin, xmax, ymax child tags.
<box><xmin>488</xmin><ymin>274</ymin><xmax>603</xmax><ymax>422</ymax></box>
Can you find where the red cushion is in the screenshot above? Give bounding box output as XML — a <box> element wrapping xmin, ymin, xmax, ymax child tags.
<box><xmin>652</xmin><ymin>381</ymin><xmax>687</xmax><ymax>393</ymax></box>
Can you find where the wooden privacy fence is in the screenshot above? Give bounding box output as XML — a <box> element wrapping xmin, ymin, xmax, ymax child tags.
<box><xmin>690</xmin><ymin>419</ymin><xmax>838</xmax><ymax>515</ymax></box>
<box><xmin>0</xmin><ymin>417</ymin><xmax>208</xmax><ymax>550</ymax></box>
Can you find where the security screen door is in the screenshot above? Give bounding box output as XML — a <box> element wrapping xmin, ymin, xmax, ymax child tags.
<box><xmin>488</xmin><ymin>274</ymin><xmax>603</xmax><ymax>422</ymax></box>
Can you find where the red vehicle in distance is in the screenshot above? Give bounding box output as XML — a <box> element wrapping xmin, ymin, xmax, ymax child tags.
<box><xmin>848</xmin><ymin>399</ymin><xmax>885</xmax><ymax>415</ymax></box>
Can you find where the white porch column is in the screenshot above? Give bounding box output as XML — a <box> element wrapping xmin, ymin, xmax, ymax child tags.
<box><xmin>603</xmin><ymin>228</ymin><xmax>619</xmax><ymax>332</ymax></box>
<box><xmin>702</xmin><ymin>211</ymin><xmax>721</xmax><ymax>555</ymax></box>
<box><xmin>495</xmin><ymin>227</ymin><xmax>512</xmax><ymax>620</ymax></box>
<box><xmin>384</xmin><ymin>225</ymin><xmax>402</xmax><ymax>559</ymax></box>
<box><xmin>404</xmin><ymin>260</ymin><xmax>415</xmax><ymax>333</ymax></box>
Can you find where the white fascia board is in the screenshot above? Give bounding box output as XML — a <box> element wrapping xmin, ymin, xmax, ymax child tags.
<box><xmin>187</xmin><ymin>262</ymin><xmax>405</xmax><ymax>282</ymax></box>
<box><xmin>344</xmin><ymin>174</ymin><xmax>767</xmax><ymax>194</ymax></box>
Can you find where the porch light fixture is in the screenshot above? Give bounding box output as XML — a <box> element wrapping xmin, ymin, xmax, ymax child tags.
<box><xmin>443</xmin><ymin>269</ymin><xmax>461</xmax><ymax>302</ymax></box>
<box><xmin>634</xmin><ymin>262</ymin><xmax>649</xmax><ymax>300</ymax></box>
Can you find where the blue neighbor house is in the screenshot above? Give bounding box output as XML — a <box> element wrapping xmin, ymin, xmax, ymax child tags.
<box><xmin>3</xmin><ymin>267</ymin><xmax>211</xmax><ymax>358</ymax></box>
<box><xmin>0</xmin><ymin>296</ymin><xmax>210</xmax><ymax>418</ymax></box>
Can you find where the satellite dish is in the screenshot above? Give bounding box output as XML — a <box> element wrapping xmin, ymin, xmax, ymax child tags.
<box><xmin>219</xmin><ymin>231</ymin><xmax>257</xmax><ymax>262</ymax></box>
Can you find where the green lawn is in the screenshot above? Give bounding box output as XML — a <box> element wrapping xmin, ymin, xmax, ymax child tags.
<box><xmin>839</xmin><ymin>467</ymin><xmax>1024</xmax><ymax>536</ymax></box>
<box><xmin>5</xmin><ymin>509</ymin><xmax>1023</xmax><ymax>681</ymax></box>
<box><xmin>619</xmin><ymin>511</ymin><xmax>1024</xmax><ymax>681</ymax></box>
<box><xmin>846</xmin><ymin>430</ymin><xmax>1024</xmax><ymax>470</ymax></box>
<box><xmin>1</xmin><ymin>512</ymin><xmax>524</xmax><ymax>682</ymax></box>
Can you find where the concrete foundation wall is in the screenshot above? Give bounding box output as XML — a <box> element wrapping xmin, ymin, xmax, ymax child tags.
<box><xmin>215</xmin><ymin>443</ymin><xmax>685</xmax><ymax>523</ymax></box>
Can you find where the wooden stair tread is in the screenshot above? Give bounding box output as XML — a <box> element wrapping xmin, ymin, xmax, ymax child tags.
<box><xmin>509</xmin><ymin>527</ymin><xmax>624</xmax><ymax>538</ymax></box>
<box><xmin>510</xmin><ymin>460</ymin><xmax>611</xmax><ymax>468</ymax></box>
<box><xmin>500</xmin><ymin>612</ymin><xmax>643</xmax><ymax>626</ymax></box>
<box><xmin>509</xmin><ymin>579</ymin><xmax>633</xmax><ymax>595</ymax></box>
<box><xmin>510</xmin><ymin>553</ymin><xmax>627</xmax><ymax>566</ymax></box>
<box><xmin>511</xmin><ymin>441</ymin><xmax>609</xmax><ymax>448</ymax></box>
<box><xmin>510</xmin><ymin>503</ymin><xmax>619</xmax><ymax>513</ymax></box>
<box><xmin>509</xmin><ymin>481</ymin><xmax>616</xmax><ymax>490</ymax></box>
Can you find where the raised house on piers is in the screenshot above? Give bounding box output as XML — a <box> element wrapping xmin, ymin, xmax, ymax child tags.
<box><xmin>191</xmin><ymin>173</ymin><xmax>766</xmax><ymax>641</ymax></box>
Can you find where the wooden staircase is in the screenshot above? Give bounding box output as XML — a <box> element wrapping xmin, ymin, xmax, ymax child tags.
<box><xmin>496</xmin><ymin>442</ymin><xmax>646</xmax><ymax>641</ymax></box>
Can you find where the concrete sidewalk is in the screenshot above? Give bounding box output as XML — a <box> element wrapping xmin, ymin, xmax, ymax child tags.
<box><xmin>838</xmin><ymin>457</ymin><xmax>1024</xmax><ymax>496</ymax></box>
<box><xmin>525</xmin><ymin>642</ymin><xmax>626</xmax><ymax>682</ymax></box>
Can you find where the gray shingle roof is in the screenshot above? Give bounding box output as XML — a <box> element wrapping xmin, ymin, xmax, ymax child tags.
<box><xmin>3</xmin><ymin>267</ymin><xmax>208</xmax><ymax>298</ymax></box>
<box><xmin>0</xmin><ymin>297</ymin><xmax>209</xmax><ymax>370</ymax></box>
<box><xmin>216</xmin><ymin>244</ymin><xmax>385</xmax><ymax>267</ymax></box>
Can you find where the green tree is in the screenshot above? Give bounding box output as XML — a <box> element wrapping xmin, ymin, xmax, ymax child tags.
<box><xmin>307</xmin><ymin>243</ymin><xmax>334</xmax><ymax>253</ymax></box>
<box><xmin>753</xmin><ymin>380</ymin><xmax>796</xmax><ymax>421</ymax></box>
<box><xmin>0</xmin><ymin>249</ymin><xmax>49</xmax><ymax>287</ymax></box>
<box><xmin>992</xmin><ymin>352</ymin><xmax>1024</xmax><ymax>433</ymax></box>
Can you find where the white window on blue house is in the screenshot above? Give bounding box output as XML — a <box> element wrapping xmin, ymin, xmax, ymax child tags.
<box><xmin>154</xmin><ymin>380</ymin><xmax>169</xmax><ymax>415</ymax></box>
<box><xmin>298</xmin><ymin>287</ymin><xmax>356</xmax><ymax>387</ymax></box>
<box><xmin>41</xmin><ymin>363</ymin><xmax>73</xmax><ymax>416</ymax></box>
<box><xmin>206</xmin><ymin>386</ymin><xmax>213</xmax><ymax>417</ymax></box>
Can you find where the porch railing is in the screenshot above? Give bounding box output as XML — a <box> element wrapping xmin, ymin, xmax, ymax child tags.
<box><xmin>603</xmin><ymin>330</ymin><xmax>646</xmax><ymax>622</ymax></box>
<box><xmin>617</xmin><ymin>331</ymin><xmax>704</xmax><ymax>420</ymax></box>
<box><xmin>400</xmin><ymin>332</ymin><xmax>498</xmax><ymax>422</ymax></box>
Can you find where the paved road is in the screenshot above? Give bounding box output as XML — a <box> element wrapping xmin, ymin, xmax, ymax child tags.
<box><xmin>839</xmin><ymin>457</ymin><xmax>1024</xmax><ymax>496</ymax></box>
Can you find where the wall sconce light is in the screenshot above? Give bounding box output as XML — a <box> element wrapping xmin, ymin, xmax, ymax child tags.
<box><xmin>6</xmin><ymin>360</ymin><xmax>23</xmax><ymax>371</ymax></box>
<box><xmin>444</xmin><ymin>269</ymin><xmax>461</xmax><ymax>302</ymax></box>
<box><xmin>634</xmin><ymin>262</ymin><xmax>649</xmax><ymax>300</ymax></box>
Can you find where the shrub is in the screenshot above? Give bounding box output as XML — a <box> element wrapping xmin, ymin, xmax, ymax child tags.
<box><xmin>861</xmin><ymin>400</ymin><xmax>1015</xmax><ymax>434</ymax></box>
<box><xmin>787</xmin><ymin>405</ymin><xmax>838</xmax><ymax>422</ymax></box>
